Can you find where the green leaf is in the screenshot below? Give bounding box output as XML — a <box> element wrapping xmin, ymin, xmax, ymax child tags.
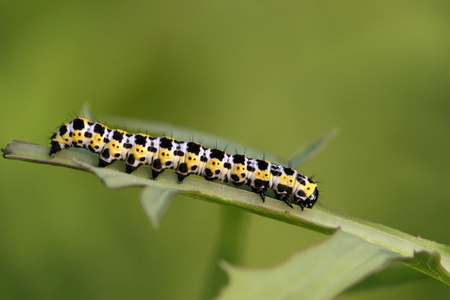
<box><xmin>140</xmin><ymin>186</ymin><xmax>177</xmax><ymax>228</ymax></box>
<box><xmin>202</xmin><ymin>207</ymin><xmax>249</xmax><ymax>300</ymax></box>
<box><xmin>403</xmin><ymin>251</ymin><xmax>450</xmax><ymax>285</ymax></box>
<box><xmin>218</xmin><ymin>230</ymin><xmax>404</xmax><ymax>300</ymax></box>
<box><xmin>3</xmin><ymin>140</ymin><xmax>449</xmax><ymax>287</ymax></box>
<box><xmin>346</xmin><ymin>263</ymin><xmax>430</xmax><ymax>292</ymax></box>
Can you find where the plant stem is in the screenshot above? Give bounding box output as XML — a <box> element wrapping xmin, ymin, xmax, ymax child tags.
<box><xmin>202</xmin><ymin>206</ymin><xmax>247</xmax><ymax>300</ymax></box>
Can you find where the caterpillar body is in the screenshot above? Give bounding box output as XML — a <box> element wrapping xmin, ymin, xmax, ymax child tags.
<box><xmin>50</xmin><ymin>117</ymin><xmax>319</xmax><ymax>210</ymax></box>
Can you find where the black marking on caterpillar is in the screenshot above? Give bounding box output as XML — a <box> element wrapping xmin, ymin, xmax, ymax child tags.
<box><xmin>49</xmin><ymin>117</ymin><xmax>319</xmax><ymax>210</ymax></box>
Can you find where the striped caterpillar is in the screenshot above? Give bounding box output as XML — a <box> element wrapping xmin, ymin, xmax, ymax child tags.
<box><xmin>49</xmin><ymin>117</ymin><xmax>319</xmax><ymax>209</ymax></box>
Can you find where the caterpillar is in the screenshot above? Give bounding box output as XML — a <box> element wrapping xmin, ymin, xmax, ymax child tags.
<box><xmin>49</xmin><ymin>117</ymin><xmax>319</xmax><ymax>210</ymax></box>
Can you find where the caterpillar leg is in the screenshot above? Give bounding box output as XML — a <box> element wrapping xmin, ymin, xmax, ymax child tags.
<box><xmin>177</xmin><ymin>173</ymin><xmax>189</xmax><ymax>184</ymax></box>
<box><xmin>283</xmin><ymin>198</ymin><xmax>294</xmax><ymax>209</ymax></box>
<box><xmin>258</xmin><ymin>191</ymin><xmax>265</xmax><ymax>202</ymax></box>
<box><xmin>98</xmin><ymin>148</ymin><xmax>117</xmax><ymax>168</ymax></box>
<box><xmin>49</xmin><ymin>142</ymin><xmax>62</xmax><ymax>157</ymax></box>
<box><xmin>297</xmin><ymin>201</ymin><xmax>305</xmax><ymax>211</ymax></box>
<box><xmin>98</xmin><ymin>158</ymin><xmax>112</xmax><ymax>168</ymax></box>
<box><xmin>251</xmin><ymin>187</ymin><xmax>266</xmax><ymax>203</ymax></box>
<box><xmin>176</xmin><ymin>163</ymin><xmax>190</xmax><ymax>183</ymax></box>
<box><xmin>151</xmin><ymin>158</ymin><xmax>164</xmax><ymax>180</ymax></box>
<box><xmin>125</xmin><ymin>155</ymin><xmax>143</xmax><ymax>174</ymax></box>
<box><xmin>274</xmin><ymin>191</ymin><xmax>294</xmax><ymax>209</ymax></box>
<box><xmin>126</xmin><ymin>164</ymin><xmax>139</xmax><ymax>174</ymax></box>
<box><xmin>152</xmin><ymin>169</ymin><xmax>163</xmax><ymax>180</ymax></box>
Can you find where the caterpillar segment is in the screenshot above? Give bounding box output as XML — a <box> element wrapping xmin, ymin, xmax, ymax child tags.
<box><xmin>50</xmin><ymin>117</ymin><xmax>319</xmax><ymax>210</ymax></box>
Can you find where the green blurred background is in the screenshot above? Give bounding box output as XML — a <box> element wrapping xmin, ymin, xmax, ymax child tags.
<box><xmin>1</xmin><ymin>1</ymin><xmax>449</xmax><ymax>299</ymax></box>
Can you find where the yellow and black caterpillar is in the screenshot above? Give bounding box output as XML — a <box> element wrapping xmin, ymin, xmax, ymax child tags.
<box><xmin>50</xmin><ymin>117</ymin><xmax>319</xmax><ymax>209</ymax></box>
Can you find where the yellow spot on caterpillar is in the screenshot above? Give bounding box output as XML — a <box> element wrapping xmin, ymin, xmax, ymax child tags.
<box><xmin>132</xmin><ymin>145</ymin><xmax>147</xmax><ymax>160</ymax></box>
<box><xmin>255</xmin><ymin>170</ymin><xmax>269</xmax><ymax>181</ymax></box>
<box><xmin>302</xmin><ymin>182</ymin><xmax>317</xmax><ymax>198</ymax></box>
<box><xmin>53</xmin><ymin>132</ymin><xmax>71</xmax><ymax>144</ymax></box>
<box><xmin>108</xmin><ymin>140</ymin><xmax>123</xmax><ymax>156</ymax></box>
<box><xmin>206</xmin><ymin>158</ymin><xmax>222</xmax><ymax>175</ymax></box>
<box><xmin>279</xmin><ymin>175</ymin><xmax>295</xmax><ymax>187</ymax></box>
<box><xmin>159</xmin><ymin>149</ymin><xmax>174</xmax><ymax>165</ymax></box>
<box><xmin>232</xmin><ymin>163</ymin><xmax>247</xmax><ymax>178</ymax></box>
<box><xmin>89</xmin><ymin>133</ymin><xmax>104</xmax><ymax>151</ymax></box>
<box><xmin>186</xmin><ymin>153</ymin><xmax>199</xmax><ymax>170</ymax></box>
<box><xmin>72</xmin><ymin>130</ymin><xmax>89</xmax><ymax>144</ymax></box>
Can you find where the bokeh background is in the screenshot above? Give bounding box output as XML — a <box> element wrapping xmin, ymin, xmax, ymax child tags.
<box><xmin>1</xmin><ymin>1</ymin><xmax>449</xmax><ymax>299</ymax></box>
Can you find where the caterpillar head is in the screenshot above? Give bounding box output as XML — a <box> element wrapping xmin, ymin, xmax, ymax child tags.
<box><xmin>293</xmin><ymin>178</ymin><xmax>319</xmax><ymax>210</ymax></box>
